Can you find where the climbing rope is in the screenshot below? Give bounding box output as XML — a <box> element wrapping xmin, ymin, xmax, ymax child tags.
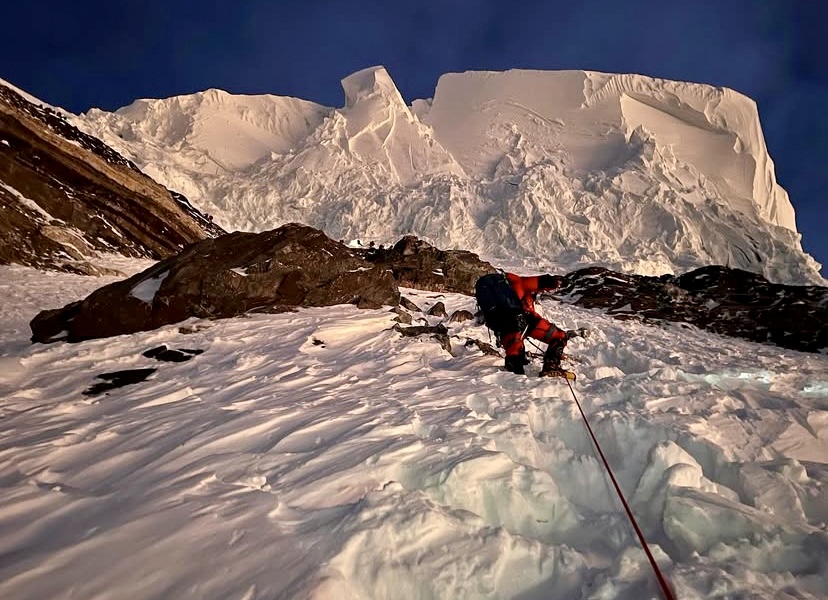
<box><xmin>564</xmin><ymin>379</ymin><xmax>677</xmax><ymax>600</ymax></box>
<box><xmin>489</xmin><ymin>309</ymin><xmax>675</xmax><ymax>596</ymax></box>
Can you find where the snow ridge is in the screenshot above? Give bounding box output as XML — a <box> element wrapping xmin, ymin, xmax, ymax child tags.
<box><xmin>74</xmin><ymin>67</ymin><xmax>823</xmax><ymax>284</ymax></box>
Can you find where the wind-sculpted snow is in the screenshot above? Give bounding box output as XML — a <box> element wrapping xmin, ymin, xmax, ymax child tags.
<box><xmin>426</xmin><ymin>70</ymin><xmax>794</xmax><ymax>231</ymax></box>
<box><xmin>1</xmin><ymin>262</ymin><xmax>827</xmax><ymax>599</ymax></box>
<box><xmin>72</xmin><ymin>67</ymin><xmax>823</xmax><ymax>285</ymax></box>
<box><xmin>105</xmin><ymin>88</ymin><xmax>331</xmax><ymax>172</ymax></box>
<box><xmin>339</xmin><ymin>66</ymin><xmax>464</xmax><ymax>184</ymax></box>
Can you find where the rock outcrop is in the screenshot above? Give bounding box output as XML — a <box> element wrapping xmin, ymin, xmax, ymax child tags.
<box><xmin>28</xmin><ymin>221</ymin><xmax>825</xmax><ymax>354</ymax></box>
<box><xmin>358</xmin><ymin>235</ymin><xmax>495</xmax><ymax>295</ymax></box>
<box><xmin>557</xmin><ymin>266</ymin><xmax>827</xmax><ymax>353</ymax></box>
<box><xmin>0</xmin><ymin>82</ymin><xmax>222</xmax><ymax>274</ymax></box>
<box><xmin>30</xmin><ymin>223</ymin><xmax>398</xmax><ymax>343</ymax></box>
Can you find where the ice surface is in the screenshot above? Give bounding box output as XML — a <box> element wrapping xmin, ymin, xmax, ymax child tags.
<box><xmin>424</xmin><ymin>70</ymin><xmax>794</xmax><ymax>230</ymax></box>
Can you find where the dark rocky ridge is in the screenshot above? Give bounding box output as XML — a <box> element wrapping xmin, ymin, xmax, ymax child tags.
<box><xmin>556</xmin><ymin>266</ymin><xmax>827</xmax><ymax>353</ymax></box>
<box><xmin>0</xmin><ymin>82</ymin><xmax>223</xmax><ymax>274</ymax></box>
<box><xmin>30</xmin><ymin>224</ymin><xmax>401</xmax><ymax>343</ymax></box>
<box><xmin>29</xmin><ymin>225</ymin><xmax>826</xmax><ymax>354</ymax></box>
<box><xmin>355</xmin><ymin>234</ymin><xmax>495</xmax><ymax>295</ymax></box>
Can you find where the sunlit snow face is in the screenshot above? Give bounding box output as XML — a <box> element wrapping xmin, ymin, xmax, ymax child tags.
<box><xmin>68</xmin><ymin>69</ymin><xmax>822</xmax><ymax>287</ymax></box>
<box><xmin>1</xmin><ymin>264</ymin><xmax>827</xmax><ymax>600</ymax></box>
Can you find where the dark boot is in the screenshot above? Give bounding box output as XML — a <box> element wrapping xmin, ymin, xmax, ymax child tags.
<box><xmin>539</xmin><ymin>338</ymin><xmax>565</xmax><ymax>375</ymax></box>
<box><xmin>539</xmin><ymin>358</ymin><xmax>566</xmax><ymax>377</ymax></box>
<box><xmin>504</xmin><ymin>350</ymin><xmax>528</xmax><ymax>375</ymax></box>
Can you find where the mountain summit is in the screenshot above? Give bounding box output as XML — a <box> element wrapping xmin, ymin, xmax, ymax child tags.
<box><xmin>76</xmin><ymin>67</ymin><xmax>822</xmax><ymax>284</ymax></box>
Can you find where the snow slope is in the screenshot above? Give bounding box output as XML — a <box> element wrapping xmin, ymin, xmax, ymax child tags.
<box><xmin>74</xmin><ymin>67</ymin><xmax>823</xmax><ymax>285</ymax></box>
<box><xmin>1</xmin><ymin>262</ymin><xmax>827</xmax><ymax>599</ymax></box>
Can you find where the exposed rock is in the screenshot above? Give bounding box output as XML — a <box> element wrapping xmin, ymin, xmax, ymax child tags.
<box><xmin>393</xmin><ymin>322</ymin><xmax>451</xmax><ymax>355</ymax></box>
<box><xmin>359</xmin><ymin>235</ymin><xmax>494</xmax><ymax>294</ymax></box>
<box><xmin>27</xmin><ymin>214</ymin><xmax>821</xmax><ymax>355</ymax></box>
<box><xmin>31</xmin><ymin>223</ymin><xmax>399</xmax><ymax>343</ymax></box>
<box><xmin>555</xmin><ymin>266</ymin><xmax>827</xmax><ymax>353</ymax></box>
<box><xmin>399</xmin><ymin>296</ymin><xmax>421</xmax><ymax>312</ymax></box>
<box><xmin>448</xmin><ymin>309</ymin><xmax>475</xmax><ymax>323</ymax></box>
<box><xmin>427</xmin><ymin>301</ymin><xmax>447</xmax><ymax>317</ymax></box>
<box><xmin>464</xmin><ymin>338</ymin><xmax>500</xmax><ymax>357</ymax></box>
<box><xmin>393</xmin><ymin>323</ymin><xmax>449</xmax><ymax>337</ymax></box>
<box><xmin>30</xmin><ymin>301</ymin><xmax>82</xmax><ymax>343</ymax></box>
<box><xmin>33</xmin><ymin>225</ymin><xmax>97</xmax><ymax>260</ymax></box>
<box><xmin>0</xmin><ymin>82</ymin><xmax>222</xmax><ymax>273</ymax></box>
<box><xmin>434</xmin><ymin>334</ymin><xmax>452</xmax><ymax>355</ymax></box>
<box><xmin>83</xmin><ymin>368</ymin><xmax>157</xmax><ymax>396</ymax></box>
<box><xmin>142</xmin><ymin>345</ymin><xmax>204</xmax><ymax>363</ymax></box>
<box><xmin>391</xmin><ymin>308</ymin><xmax>413</xmax><ymax>324</ymax></box>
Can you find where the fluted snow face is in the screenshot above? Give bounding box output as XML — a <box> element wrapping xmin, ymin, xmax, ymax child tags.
<box><xmin>73</xmin><ymin>68</ymin><xmax>823</xmax><ymax>284</ymax></box>
<box><xmin>423</xmin><ymin>70</ymin><xmax>795</xmax><ymax>231</ymax></box>
<box><xmin>338</xmin><ymin>66</ymin><xmax>464</xmax><ymax>184</ymax></box>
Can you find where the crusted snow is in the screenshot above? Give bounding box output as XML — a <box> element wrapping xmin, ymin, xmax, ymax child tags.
<box><xmin>72</xmin><ymin>66</ymin><xmax>823</xmax><ymax>285</ymax></box>
<box><xmin>1</xmin><ymin>261</ymin><xmax>826</xmax><ymax>599</ymax></box>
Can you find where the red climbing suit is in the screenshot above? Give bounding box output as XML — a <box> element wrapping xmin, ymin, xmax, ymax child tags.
<box><xmin>501</xmin><ymin>273</ymin><xmax>567</xmax><ymax>359</ymax></box>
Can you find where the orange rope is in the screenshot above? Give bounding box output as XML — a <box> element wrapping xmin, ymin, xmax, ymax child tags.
<box><xmin>565</xmin><ymin>379</ymin><xmax>677</xmax><ymax>600</ymax></box>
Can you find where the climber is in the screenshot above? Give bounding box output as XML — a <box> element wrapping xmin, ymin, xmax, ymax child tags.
<box><xmin>474</xmin><ymin>272</ymin><xmax>586</xmax><ymax>377</ymax></box>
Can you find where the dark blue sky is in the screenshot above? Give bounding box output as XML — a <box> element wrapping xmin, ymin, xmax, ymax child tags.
<box><xmin>2</xmin><ymin>1</ymin><xmax>825</xmax><ymax>275</ymax></box>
